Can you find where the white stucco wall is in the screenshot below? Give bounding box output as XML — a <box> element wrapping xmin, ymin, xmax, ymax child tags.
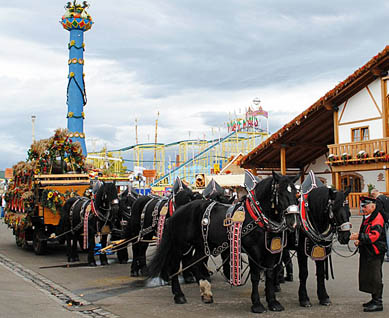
<box><xmin>337</xmin><ymin>79</ymin><xmax>383</xmax><ymax>143</ymax></box>
<box><xmin>302</xmin><ymin>155</ymin><xmax>386</xmax><ymax>192</ymax></box>
<box><xmin>303</xmin><ymin>154</ymin><xmax>332</xmax><ymax>186</ymax></box>
<box><xmin>338</xmin><ymin>119</ymin><xmax>382</xmax><ymax>143</ymax></box>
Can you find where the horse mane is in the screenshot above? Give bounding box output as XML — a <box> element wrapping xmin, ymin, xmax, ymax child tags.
<box><xmin>254</xmin><ymin>176</ymin><xmax>274</xmax><ymax>212</ymax></box>
<box><xmin>174</xmin><ymin>188</ymin><xmax>195</xmax><ymax>206</ymax></box>
<box><xmin>307</xmin><ymin>187</ymin><xmax>331</xmax><ymax>233</ymax></box>
<box><xmin>120</xmin><ymin>187</ymin><xmax>129</xmax><ymax>198</ymax></box>
<box><xmin>95</xmin><ymin>182</ymin><xmax>118</xmax><ymax>208</ymax></box>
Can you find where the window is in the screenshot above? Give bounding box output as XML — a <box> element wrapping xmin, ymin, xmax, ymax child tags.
<box><xmin>341</xmin><ymin>174</ymin><xmax>362</xmax><ymax>192</ymax></box>
<box><xmin>351</xmin><ymin>126</ymin><xmax>369</xmax><ymax>142</ymax></box>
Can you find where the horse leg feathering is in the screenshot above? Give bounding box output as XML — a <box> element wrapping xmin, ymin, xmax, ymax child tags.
<box><xmin>199</xmin><ymin>279</ymin><xmax>213</xmax><ymax>303</ymax></box>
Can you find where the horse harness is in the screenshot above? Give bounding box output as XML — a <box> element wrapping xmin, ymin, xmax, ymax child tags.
<box><xmin>299</xmin><ymin>187</ymin><xmax>351</xmax><ymax>261</ymax></box>
<box><xmin>69</xmin><ymin>195</ymin><xmax>119</xmax><ymax>249</ymax></box>
<box><xmin>201</xmin><ymin>193</ymin><xmax>288</xmax><ymax>285</ymax></box>
<box><xmin>137</xmin><ymin>196</ymin><xmax>169</xmax><ymax>243</ymax></box>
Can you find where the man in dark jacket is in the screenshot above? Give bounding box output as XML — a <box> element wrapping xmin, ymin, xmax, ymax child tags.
<box><xmin>350</xmin><ymin>196</ymin><xmax>386</xmax><ymax>312</ymax></box>
<box><xmin>371</xmin><ymin>189</ymin><xmax>389</xmax><ymax>262</ymax></box>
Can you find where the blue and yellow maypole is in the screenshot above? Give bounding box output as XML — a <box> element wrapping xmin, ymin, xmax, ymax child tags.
<box><xmin>60</xmin><ymin>1</ymin><xmax>93</xmax><ymax>155</ymax></box>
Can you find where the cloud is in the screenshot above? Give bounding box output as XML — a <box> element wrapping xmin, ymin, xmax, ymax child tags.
<box><xmin>1</xmin><ymin>0</ymin><xmax>389</xmax><ymax>169</ymax></box>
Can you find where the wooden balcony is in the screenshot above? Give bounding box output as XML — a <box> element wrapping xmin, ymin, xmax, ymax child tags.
<box><xmin>326</xmin><ymin>138</ymin><xmax>389</xmax><ymax>172</ymax></box>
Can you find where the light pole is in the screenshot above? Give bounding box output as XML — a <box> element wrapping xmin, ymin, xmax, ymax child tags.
<box><xmin>31</xmin><ymin>115</ymin><xmax>36</xmax><ymax>143</ymax></box>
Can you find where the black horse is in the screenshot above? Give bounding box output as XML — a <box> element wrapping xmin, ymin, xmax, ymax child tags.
<box><xmin>61</xmin><ymin>182</ymin><xmax>119</xmax><ymax>266</ymax></box>
<box><xmin>283</xmin><ymin>174</ymin><xmax>351</xmax><ymax>307</ymax></box>
<box><xmin>202</xmin><ymin>178</ymin><xmax>234</xmax><ymax>204</ymax></box>
<box><xmin>149</xmin><ymin>171</ymin><xmax>300</xmax><ymax>313</ymax></box>
<box><xmin>123</xmin><ymin>177</ymin><xmax>202</xmax><ymax>277</ymax></box>
<box><xmin>106</xmin><ymin>186</ymin><xmax>139</xmax><ymax>264</ymax></box>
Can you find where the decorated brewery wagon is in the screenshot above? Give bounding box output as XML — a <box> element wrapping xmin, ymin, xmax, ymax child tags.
<box><xmin>4</xmin><ymin>129</ymin><xmax>91</xmax><ymax>254</ymax></box>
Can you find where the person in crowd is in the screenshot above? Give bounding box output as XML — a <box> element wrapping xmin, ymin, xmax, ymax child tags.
<box><xmin>371</xmin><ymin>189</ymin><xmax>389</xmax><ymax>262</ymax></box>
<box><xmin>350</xmin><ymin>196</ymin><xmax>386</xmax><ymax>312</ymax></box>
<box><xmin>1</xmin><ymin>193</ymin><xmax>5</xmax><ymax>218</ymax></box>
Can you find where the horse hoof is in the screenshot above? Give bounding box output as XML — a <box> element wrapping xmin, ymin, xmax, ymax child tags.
<box><xmin>274</xmin><ymin>284</ymin><xmax>281</xmax><ymax>292</ymax></box>
<box><xmin>251</xmin><ymin>303</ymin><xmax>267</xmax><ymax>313</ymax></box>
<box><xmin>130</xmin><ymin>270</ymin><xmax>139</xmax><ymax>277</ymax></box>
<box><xmin>184</xmin><ymin>276</ymin><xmax>196</xmax><ymax>284</ymax></box>
<box><xmin>201</xmin><ymin>295</ymin><xmax>213</xmax><ymax>304</ymax></box>
<box><xmin>74</xmin><ymin>256</ymin><xmax>80</xmax><ymax>262</ymax></box>
<box><xmin>119</xmin><ymin>259</ymin><xmax>128</xmax><ymax>264</ymax></box>
<box><xmin>174</xmin><ymin>295</ymin><xmax>187</xmax><ymax>304</ymax></box>
<box><xmin>285</xmin><ymin>275</ymin><xmax>293</xmax><ymax>282</ymax></box>
<box><xmin>300</xmin><ymin>300</ymin><xmax>312</xmax><ymax>307</ymax></box>
<box><xmin>320</xmin><ymin>298</ymin><xmax>332</xmax><ymax>306</ymax></box>
<box><xmin>269</xmin><ymin>301</ymin><xmax>284</xmax><ymax>312</ymax></box>
<box><xmin>88</xmin><ymin>262</ymin><xmax>97</xmax><ymax>267</ymax></box>
<box><xmin>140</xmin><ymin>267</ymin><xmax>149</xmax><ymax>277</ymax></box>
<box><xmin>101</xmin><ymin>261</ymin><xmax>108</xmax><ymax>266</ymax></box>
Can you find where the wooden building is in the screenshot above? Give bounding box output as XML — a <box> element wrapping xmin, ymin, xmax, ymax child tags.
<box><xmin>240</xmin><ymin>45</ymin><xmax>389</xmax><ymax>207</ymax></box>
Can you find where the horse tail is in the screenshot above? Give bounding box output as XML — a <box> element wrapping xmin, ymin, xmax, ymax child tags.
<box><xmin>148</xmin><ymin>218</ymin><xmax>175</xmax><ymax>281</ymax></box>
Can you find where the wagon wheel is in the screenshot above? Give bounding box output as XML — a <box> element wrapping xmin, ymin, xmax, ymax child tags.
<box><xmin>15</xmin><ymin>230</ymin><xmax>23</xmax><ymax>247</ymax></box>
<box><xmin>15</xmin><ymin>230</ymin><xmax>28</xmax><ymax>249</ymax></box>
<box><xmin>33</xmin><ymin>229</ymin><xmax>47</xmax><ymax>255</ymax></box>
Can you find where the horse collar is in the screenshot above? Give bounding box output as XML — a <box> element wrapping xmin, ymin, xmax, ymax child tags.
<box><xmin>300</xmin><ymin>194</ymin><xmax>334</xmax><ymax>244</ymax></box>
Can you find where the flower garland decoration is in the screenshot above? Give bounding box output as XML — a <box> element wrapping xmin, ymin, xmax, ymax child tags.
<box><xmin>40</xmin><ymin>189</ymin><xmax>66</xmax><ymax>214</ymax></box>
<box><xmin>373</xmin><ymin>149</ymin><xmax>385</xmax><ymax>157</ymax></box>
<box><xmin>357</xmin><ymin>150</ymin><xmax>369</xmax><ymax>160</ymax></box>
<box><xmin>40</xmin><ymin>189</ymin><xmax>81</xmax><ymax>214</ymax></box>
<box><xmin>341</xmin><ymin>153</ymin><xmax>352</xmax><ymax>161</ymax></box>
<box><xmin>26</xmin><ymin>128</ymin><xmax>87</xmax><ymax>174</ymax></box>
<box><xmin>328</xmin><ymin>154</ymin><xmax>339</xmax><ymax>162</ymax></box>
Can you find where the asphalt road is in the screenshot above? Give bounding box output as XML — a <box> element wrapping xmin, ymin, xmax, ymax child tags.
<box><xmin>0</xmin><ymin>216</ymin><xmax>388</xmax><ymax>318</ymax></box>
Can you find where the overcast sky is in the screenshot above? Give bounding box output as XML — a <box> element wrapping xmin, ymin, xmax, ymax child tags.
<box><xmin>1</xmin><ymin>0</ymin><xmax>389</xmax><ymax>169</ymax></box>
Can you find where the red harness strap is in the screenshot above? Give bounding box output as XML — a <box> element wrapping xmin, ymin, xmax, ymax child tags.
<box><xmin>300</xmin><ymin>194</ymin><xmax>309</xmax><ymax>232</ymax></box>
<box><xmin>90</xmin><ymin>199</ymin><xmax>98</xmax><ymax>216</ymax></box>
<box><xmin>83</xmin><ymin>207</ymin><xmax>90</xmax><ymax>250</ymax></box>
<box><xmin>83</xmin><ymin>200</ymin><xmax>98</xmax><ymax>250</ymax></box>
<box><xmin>245</xmin><ymin>198</ymin><xmax>264</xmax><ymax>228</ymax></box>
<box><xmin>230</xmin><ymin>220</ymin><xmax>243</xmax><ymax>286</ymax></box>
<box><xmin>169</xmin><ymin>199</ymin><xmax>174</xmax><ymax>217</ymax></box>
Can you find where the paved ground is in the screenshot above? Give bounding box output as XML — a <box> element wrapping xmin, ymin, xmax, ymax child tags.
<box><xmin>0</xmin><ymin>216</ymin><xmax>388</xmax><ymax>317</ymax></box>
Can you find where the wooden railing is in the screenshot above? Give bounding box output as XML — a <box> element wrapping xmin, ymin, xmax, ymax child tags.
<box><xmin>328</xmin><ymin>138</ymin><xmax>389</xmax><ymax>159</ymax></box>
<box><xmin>348</xmin><ymin>192</ymin><xmax>389</xmax><ymax>211</ymax></box>
<box><xmin>348</xmin><ymin>192</ymin><xmax>368</xmax><ymax>209</ymax></box>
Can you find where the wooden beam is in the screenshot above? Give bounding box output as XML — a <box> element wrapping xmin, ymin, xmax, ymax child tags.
<box><xmin>333</xmin><ymin>110</ymin><xmax>339</xmax><ymax>144</ymax></box>
<box><xmin>323</xmin><ymin>101</ymin><xmax>334</xmax><ymax>111</ymax></box>
<box><xmin>338</xmin><ymin>116</ymin><xmax>381</xmax><ymax>126</ymax></box>
<box><xmin>329</xmin><ymin>161</ymin><xmax>389</xmax><ymax>172</ymax></box>
<box><xmin>386</xmin><ymin>169</ymin><xmax>389</xmax><ymax>193</ymax></box>
<box><xmin>371</xmin><ymin>68</ymin><xmax>387</xmax><ymax>77</ymax></box>
<box><xmin>280</xmin><ymin>147</ymin><xmax>286</xmax><ymax>175</ymax></box>
<box><xmin>382</xmin><ymin>78</ymin><xmax>388</xmax><ymax>137</ymax></box>
<box><xmin>335</xmin><ymin>172</ymin><xmax>341</xmax><ymax>190</ymax></box>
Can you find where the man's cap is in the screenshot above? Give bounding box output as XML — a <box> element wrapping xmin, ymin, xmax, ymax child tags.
<box><xmin>360</xmin><ymin>196</ymin><xmax>376</xmax><ymax>206</ymax></box>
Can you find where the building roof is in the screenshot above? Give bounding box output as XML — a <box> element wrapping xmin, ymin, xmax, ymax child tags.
<box><xmin>220</xmin><ymin>153</ymin><xmax>244</xmax><ymax>174</ymax></box>
<box><xmin>240</xmin><ymin>45</ymin><xmax>389</xmax><ymax>170</ymax></box>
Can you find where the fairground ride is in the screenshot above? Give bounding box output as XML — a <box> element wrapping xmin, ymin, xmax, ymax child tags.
<box><xmin>86</xmin><ymin>104</ymin><xmax>270</xmax><ymax>186</ymax></box>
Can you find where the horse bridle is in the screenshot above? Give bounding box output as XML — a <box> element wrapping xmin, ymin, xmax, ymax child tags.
<box><xmin>301</xmin><ymin>196</ymin><xmax>351</xmax><ymax>244</ymax></box>
<box><xmin>95</xmin><ymin>191</ymin><xmax>119</xmax><ymax>223</ymax></box>
<box><xmin>246</xmin><ymin>179</ymin><xmax>298</xmax><ymax>233</ymax></box>
<box><xmin>335</xmin><ymin>199</ymin><xmax>352</xmax><ymax>232</ymax></box>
